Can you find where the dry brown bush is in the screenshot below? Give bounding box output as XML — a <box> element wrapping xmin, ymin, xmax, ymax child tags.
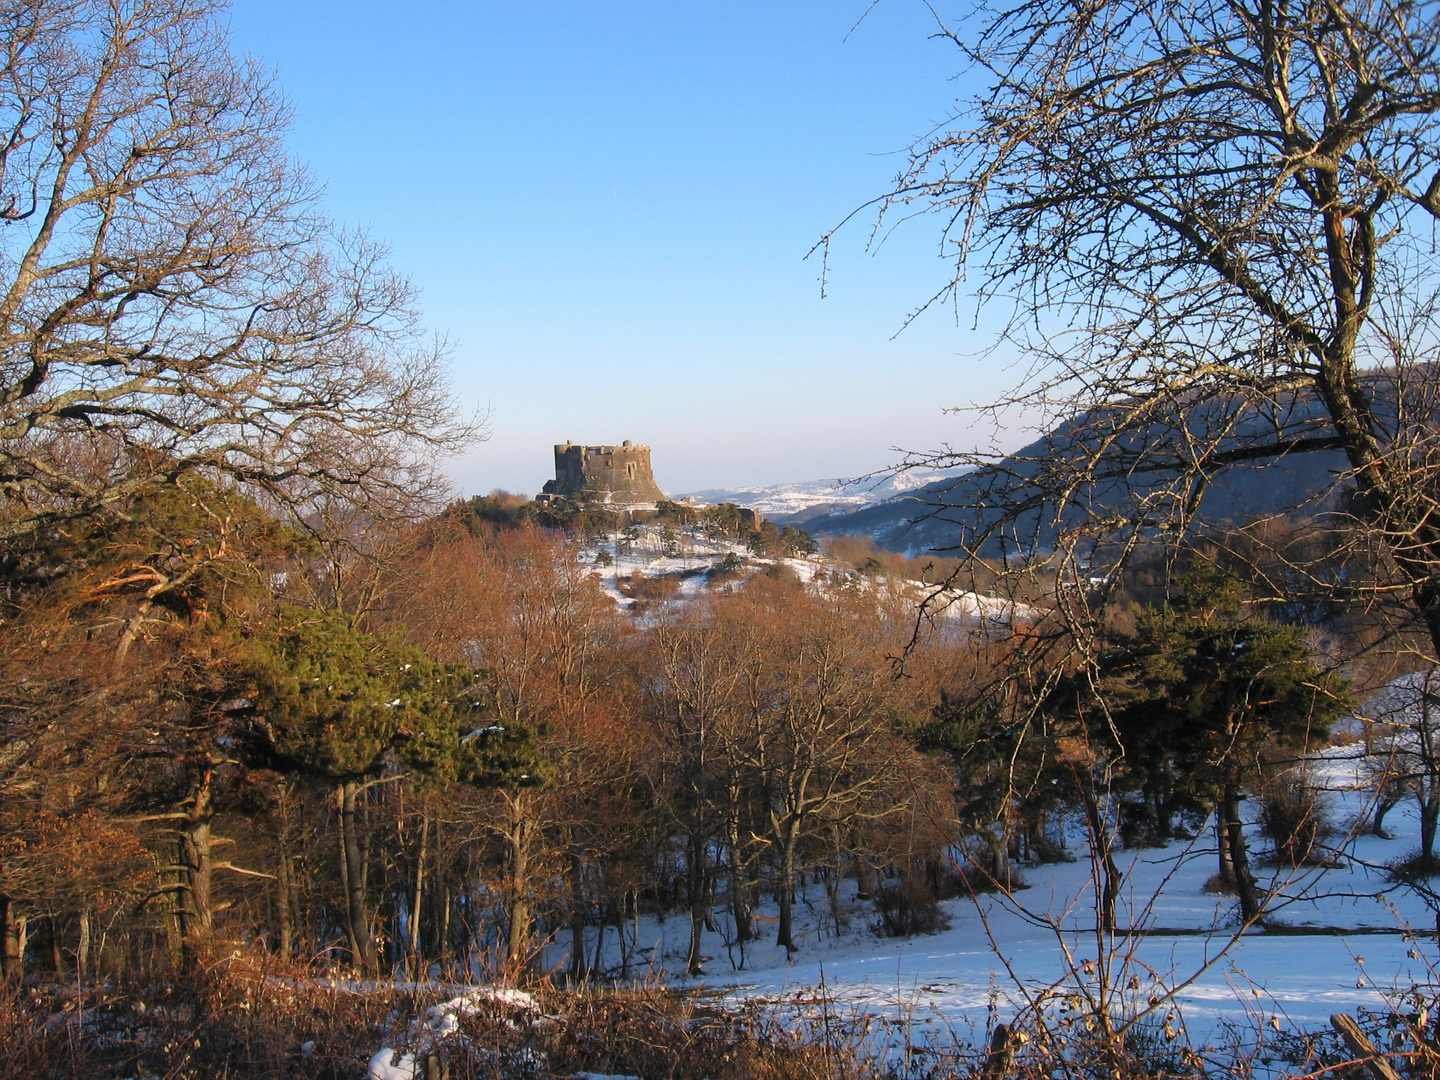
<box><xmin>14</xmin><ymin>955</ymin><xmax>861</xmax><ymax>1080</ymax></box>
<box><xmin>617</xmin><ymin>571</ymin><xmax>685</xmax><ymax>602</ymax></box>
<box><xmin>7</xmin><ymin>951</ymin><xmax>410</xmax><ymax>1079</ymax></box>
<box><xmin>451</xmin><ymin>985</ymin><xmax>853</xmax><ymax>1080</ymax></box>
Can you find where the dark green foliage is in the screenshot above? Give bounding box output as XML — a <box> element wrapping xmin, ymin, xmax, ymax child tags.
<box><xmin>1099</xmin><ymin>564</ymin><xmax>1349</xmax><ymax>808</ymax></box>
<box><xmin>0</xmin><ymin>477</ymin><xmax>309</xmax><ymax>623</ymax></box>
<box><xmin>698</xmin><ymin>502</ymin><xmax>760</xmax><ymax>538</ymax></box>
<box><xmin>241</xmin><ymin>609</ymin><xmax>536</xmax><ymax>787</ymax></box>
<box><xmin>450</xmin><ymin>490</ymin><xmax>538</xmax><ymax>529</ymax></box>
<box><xmin>780</xmin><ymin>525</ymin><xmax>817</xmax><ymax>556</ymax></box>
<box><xmin>919</xmin><ymin>686</ymin><xmax>1069</xmax><ymax>883</ymax></box>
<box><xmin>744</xmin><ymin>520</ymin><xmax>817</xmax><ymax>558</ymax></box>
<box><xmin>655</xmin><ymin>499</ymin><xmax>697</xmax><ymax>525</ymax></box>
<box><xmin>1058</xmin><ymin>561</ymin><xmax>1350</xmax><ymax>919</ymax></box>
<box><xmin>446</xmin><ymin>491</ymin><xmax>584</xmax><ymax>533</ymax></box>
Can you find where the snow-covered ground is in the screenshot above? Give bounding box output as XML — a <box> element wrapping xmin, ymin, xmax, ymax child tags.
<box><xmin>576</xmin><ymin>523</ymin><xmax>1034</xmax><ymax>627</ymax></box>
<box><xmin>364</xmin><ymin>665</ymin><xmax>1440</xmax><ymax>1075</ymax></box>
<box><xmin>541</xmin><ymin>742</ymin><xmax>1437</xmax><ymax>1052</ymax></box>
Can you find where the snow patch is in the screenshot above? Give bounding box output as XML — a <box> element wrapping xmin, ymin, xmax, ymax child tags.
<box><xmin>367</xmin><ymin>986</ymin><xmax>540</xmax><ymax>1079</ymax></box>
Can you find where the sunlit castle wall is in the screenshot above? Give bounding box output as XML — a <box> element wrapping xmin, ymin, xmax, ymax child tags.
<box><xmin>546</xmin><ymin>440</ymin><xmax>665</xmax><ymax>505</ymax></box>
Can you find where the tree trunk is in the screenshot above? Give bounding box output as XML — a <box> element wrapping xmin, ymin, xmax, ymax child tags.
<box><xmin>776</xmin><ymin>827</ymin><xmax>799</xmax><ymax>956</ymax></box>
<box><xmin>505</xmin><ymin>791</ymin><xmax>533</xmax><ymax>971</ymax></box>
<box><xmin>340</xmin><ymin>780</ymin><xmax>379</xmax><ymax>973</ymax></box>
<box><xmin>825</xmin><ymin>828</ymin><xmax>845</xmax><ymax>936</ymax></box>
<box><xmin>1076</xmin><ymin>768</ymin><xmax>1122</xmax><ymax>936</ymax></box>
<box><xmin>1215</xmin><ymin>812</ymin><xmax>1234</xmax><ymax>883</ymax></box>
<box><xmin>1148</xmin><ymin>788</ymin><xmax>1170</xmax><ymax>843</ymax></box>
<box><xmin>77</xmin><ymin>910</ymin><xmax>91</xmax><ymax>985</ymax></box>
<box><xmin>276</xmin><ymin>850</ymin><xmax>293</xmax><ymax>962</ymax></box>
<box><xmin>619</xmin><ymin>889</ymin><xmax>636</xmax><ymax>980</ymax></box>
<box><xmin>1419</xmin><ymin>788</ymin><xmax>1440</xmax><ymax>859</ymax></box>
<box><xmin>987</xmin><ymin>812</ymin><xmax>1013</xmax><ymax>890</ymax></box>
<box><xmin>855</xmin><ymin>855</ymin><xmax>874</xmax><ymax>901</ymax></box>
<box><xmin>726</xmin><ymin>815</ymin><xmax>753</xmax><ymax>943</ymax></box>
<box><xmin>686</xmin><ymin>835</ymin><xmax>707</xmax><ymax>974</ymax></box>
<box><xmin>1372</xmin><ymin>793</ymin><xmax>1399</xmax><ymax>838</ymax></box>
<box><xmin>592</xmin><ymin>904</ymin><xmax>607</xmax><ymax>976</ymax></box>
<box><xmin>1222</xmin><ymin>783</ymin><xmax>1262</xmax><ymax>923</ymax></box>
<box><xmin>47</xmin><ymin>916</ymin><xmax>62</xmax><ymax>975</ymax></box>
<box><xmin>1412</xmin><ymin>575</ymin><xmax>1440</xmax><ymax>669</ymax></box>
<box><xmin>177</xmin><ymin>774</ymin><xmax>216</xmax><ymax>957</ymax></box>
<box><xmin>440</xmin><ymin>880</ymin><xmax>452</xmax><ymax>976</ymax></box>
<box><xmin>569</xmin><ymin>847</ymin><xmax>588</xmax><ymax>984</ymax></box>
<box><xmin>0</xmin><ymin>895</ymin><xmax>21</xmax><ymax>979</ymax></box>
<box><xmin>411</xmin><ymin>810</ymin><xmax>428</xmax><ymax>979</ymax></box>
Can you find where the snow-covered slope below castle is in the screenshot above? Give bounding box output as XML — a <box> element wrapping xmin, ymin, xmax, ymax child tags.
<box><xmin>575</xmin><ymin>523</ymin><xmax>1035</xmax><ymax>627</ymax></box>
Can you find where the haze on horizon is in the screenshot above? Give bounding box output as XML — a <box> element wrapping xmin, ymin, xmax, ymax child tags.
<box><xmin>226</xmin><ymin>2</ymin><xmax>1029</xmax><ymax>499</ymax></box>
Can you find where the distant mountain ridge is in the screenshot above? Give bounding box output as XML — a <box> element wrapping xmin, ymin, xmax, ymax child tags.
<box><xmin>676</xmin><ymin>469</ymin><xmax>969</xmax><ymax>527</ymax></box>
<box><xmin>804</xmin><ymin>404</ymin><xmax>1355</xmax><ymax>557</ymax></box>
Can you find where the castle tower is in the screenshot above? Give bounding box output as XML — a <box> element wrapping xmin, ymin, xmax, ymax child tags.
<box><xmin>542</xmin><ymin>440</ymin><xmax>666</xmax><ymax>506</ymax></box>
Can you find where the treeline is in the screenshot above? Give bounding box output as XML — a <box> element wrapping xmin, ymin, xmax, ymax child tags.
<box><xmin>0</xmin><ymin>482</ymin><xmax>965</xmax><ymax>983</ymax></box>
<box><xmin>2</xmin><ymin>471</ymin><xmax>1375</xmax><ymax>987</ymax></box>
<box><xmin>452</xmin><ymin>491</ymin><xmax>818</xmax><ymax>558</ymax></box>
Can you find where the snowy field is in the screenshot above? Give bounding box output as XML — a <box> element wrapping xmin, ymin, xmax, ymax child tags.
<box><xmin>367</xmin><ymin>700</ymin><xmax>1440</xmax><ymax>1075</ymax></box>
<box><xmin>558</xmin><ymin>528</ymin><xmax>1437</xmax><ymax>1047</ymax></box>
<box><xmin>540</xmin><ymin>744</ymin><xmax>1438</xmax><ymax>1051</ymax></box>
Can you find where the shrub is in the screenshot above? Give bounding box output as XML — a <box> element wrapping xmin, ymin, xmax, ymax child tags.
<box><xmin>707</xmin><ymin>552</ymin><xmax>748</xmax><ymax>584</ymax></box>
<box><xmin>1386</xmin><ymin>848</ymin><xmax>1440</xmax><ymax>882</ymax></box>
<box><xmin>763</xmin><ymin>561</ymin><xmax>801</xmax><ymax>587</ymax></box>
<box><xmin>873</xmin><ymin>876</ymin><xmax>951</xmax><ymax>937</ymax></box>
<box><xmin>456</xmin><ymin>986</ymin><xmax>843</xmax><ymax>1080</ymax></box>
<box><xmin>0</xmin><ymin>983</ymin><xmax>70</xmax><ymax>1080</ymax></box>
<box><xmin>16</xmin><ymin>958</ymin><xmax>850</xmax><ymax>1080</ymax></box>
<box><xmin>1259</xmin><ymin>770</ymin><xmax>1334</xmax><ymax>867</ymax></box>
<box><xmin>616</xmin><ymin>572</ymin><xmax>683</xmax><ymax>602</ymax></box>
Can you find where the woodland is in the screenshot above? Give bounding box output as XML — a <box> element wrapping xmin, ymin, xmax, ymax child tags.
<box><xmin>5</xmin><ymin>0</ymin><xmax>1440</xmax><ymax>1078</ymax></box>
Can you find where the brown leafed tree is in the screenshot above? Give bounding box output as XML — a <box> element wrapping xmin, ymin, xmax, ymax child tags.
<box><xmin>712</xmin><ymin>580</ymin><xmax>915</xmax><ymax>956</ymax></box>
<box><xmin>374</xmin><ymin>525</ymin><xmax>640</xmax><ymax>975</ymax></box>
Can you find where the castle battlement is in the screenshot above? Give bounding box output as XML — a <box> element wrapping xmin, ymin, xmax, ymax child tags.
<box><xmin>541</xmin><ymin>439</ymin><xmax>666</xmax><ymax>506</ymax></box>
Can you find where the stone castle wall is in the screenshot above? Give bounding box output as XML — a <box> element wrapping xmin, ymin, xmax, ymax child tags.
<box><xmin>544</xmin><ymin>440</ymin><xmax>665</xmax><ymax>505</ymax></box>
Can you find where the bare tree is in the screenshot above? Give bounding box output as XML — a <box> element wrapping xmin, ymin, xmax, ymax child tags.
<box><xmin>717</xmin><ymin>581</ymin><xmax>914</xmax><ymax>956</ymax></box>
<box><xmin>645</xmin><ymin>600</ymin><xmax>749</xmax><ymax>975</ymax></box>
<box><xmin>1367</xmin><ymin>666</ymin><xmax>1440</xmax><ymax>861</ymax></box>
<box><xmin>0</xmin><ymin>0</ymin><xmax>477</xmax><ymax>541</ymax></box>
<box><xmin>377</xmin><ymin>526</ymin><xmax>638</xmax><ymax>974</ymax></box>
<box><xmin>834</xmin><ymin>0</ymin><xmax>1440</xmax><ymax>656</ymax></box>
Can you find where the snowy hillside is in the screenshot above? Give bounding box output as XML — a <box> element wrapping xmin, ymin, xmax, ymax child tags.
<box><xmin>574</xmin><ymin>521</ymin><xmax>1032</xmax><ymax>627</ymax></box>
<box><xmin>677</xmin><ymin>468</ymin><xmax>968</xmax><ymax>525</ymax></box>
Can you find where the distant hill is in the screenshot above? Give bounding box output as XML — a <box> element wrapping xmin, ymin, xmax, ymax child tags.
<box><xmin>808</xmin><ymin>407</ymin><xmax>1353</xmax><ymax>557</ymax></box>
<box><xmin>676</xmin><ymin>469</ymin><xmax>969</xmax><ymax>528</ymax></box>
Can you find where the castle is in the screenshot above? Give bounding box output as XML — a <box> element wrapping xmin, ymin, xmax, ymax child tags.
<box><xmin>541</xmin><ymin>440</ymin><xmax>666</xmax><ymax>506</ymax></box>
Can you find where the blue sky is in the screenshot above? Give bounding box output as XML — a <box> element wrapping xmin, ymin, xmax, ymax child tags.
<box><xmin>226</xmin><ymin>1</ymin><xmax>1019</xmax><ymax>496</ymax></box>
